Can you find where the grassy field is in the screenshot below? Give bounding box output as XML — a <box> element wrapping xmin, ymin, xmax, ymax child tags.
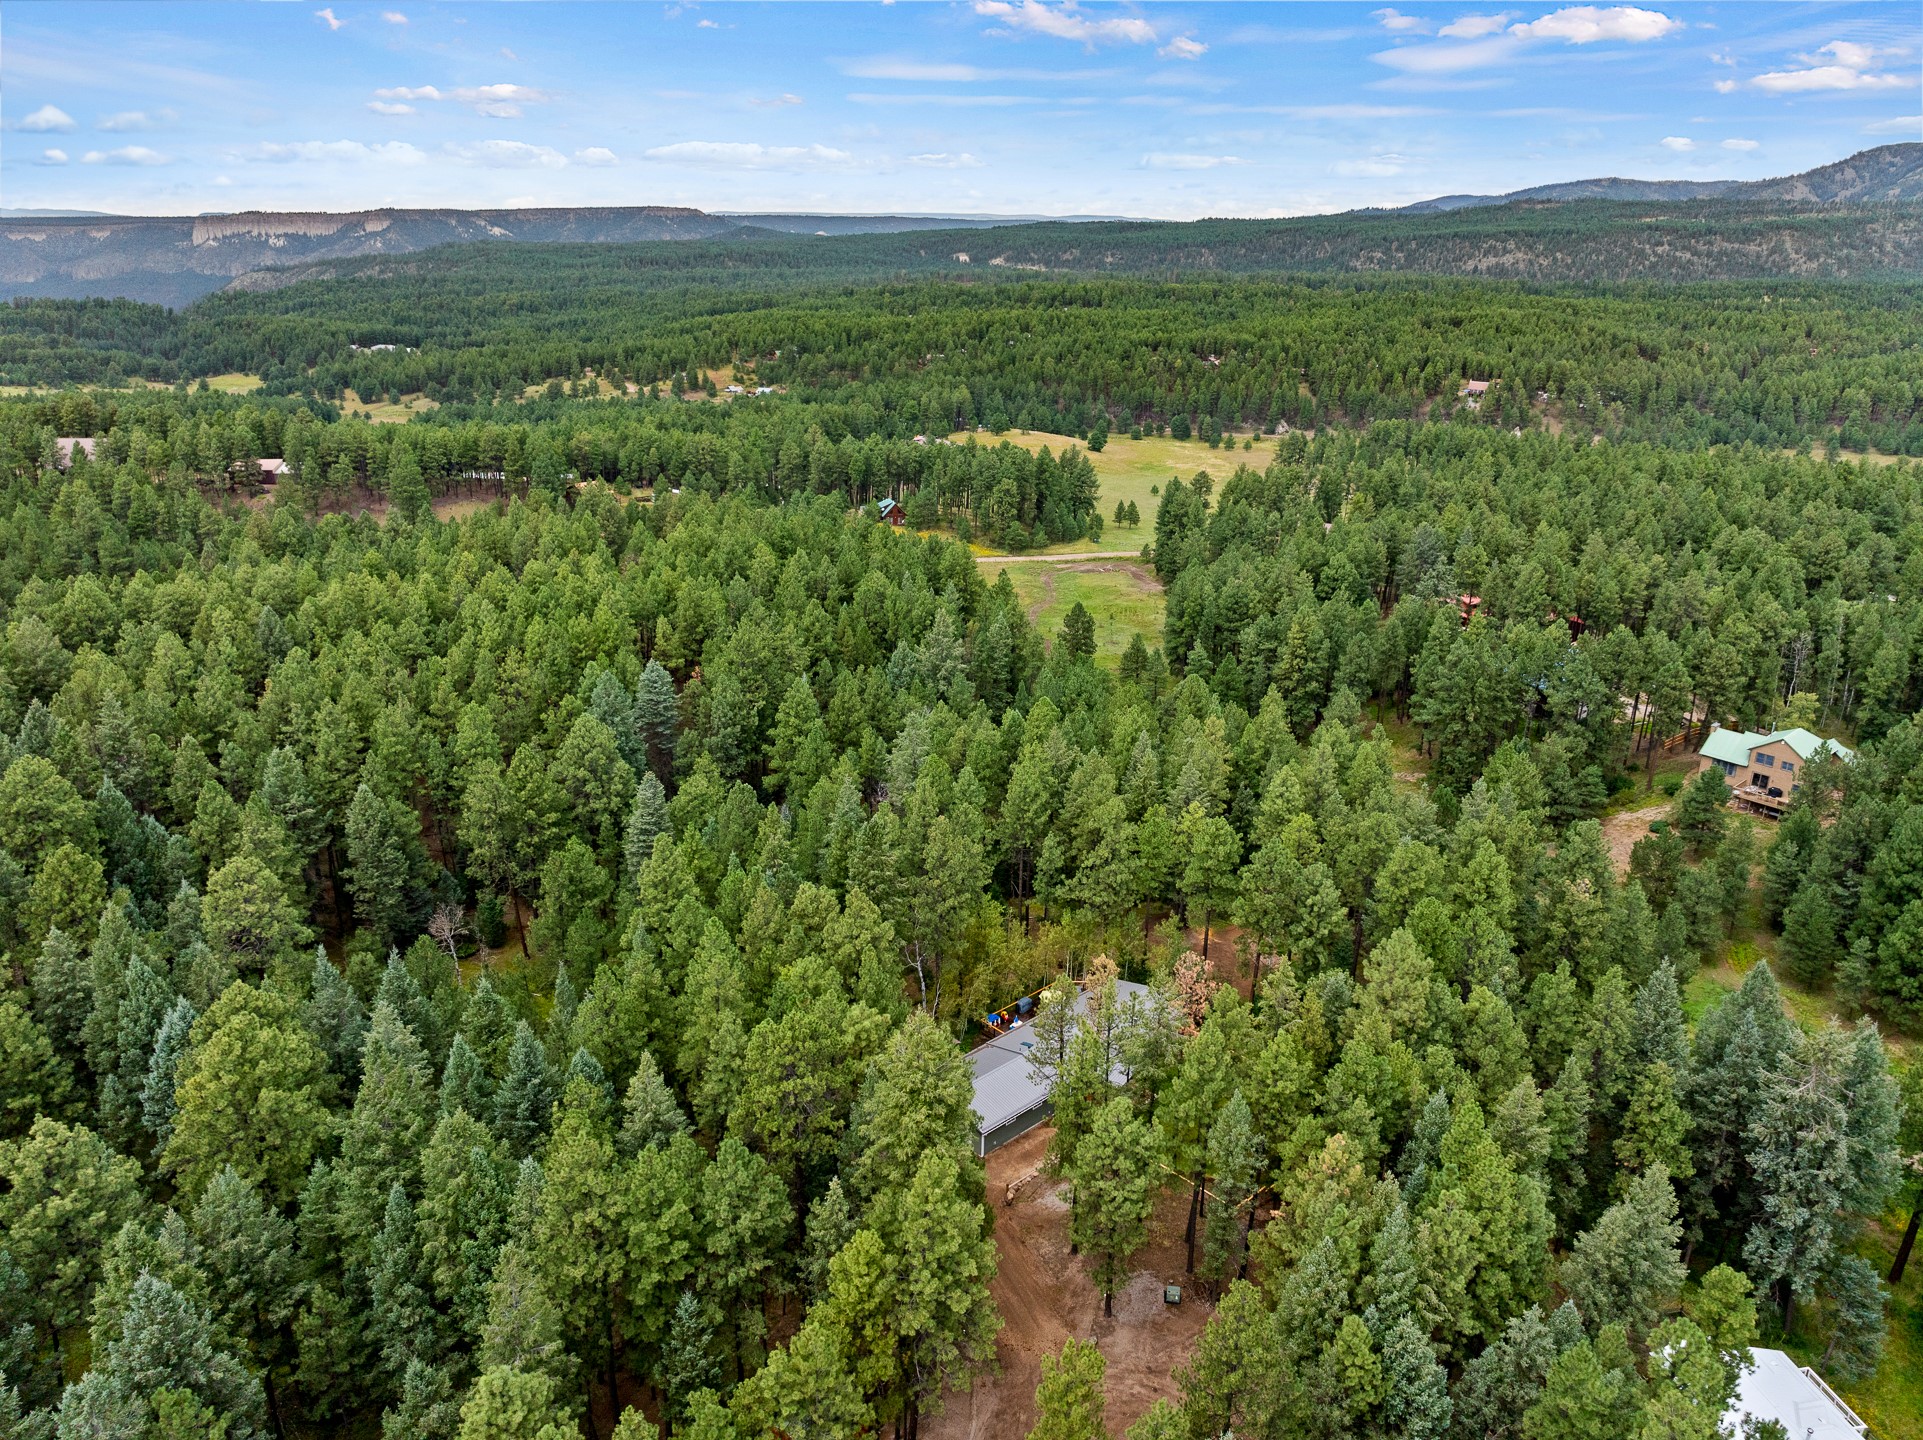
<box><xmin>343</xmin><ymin>388</ymin><xmax>439</xmax><ymax>423</ymax></box>
<box><xmin>977</xmin><ymin>557</ymin><xmax>1165</xmax><ymax>666</ymax></box>
<box><xmin>947</xmin><ymin>427</ymin><xmax>1273</xmax><ymax>547</ymax></box>
<box><xmin>202</xmin><ymin>372</ymin><xmax>264</xmax><ymax>394</ymax></box>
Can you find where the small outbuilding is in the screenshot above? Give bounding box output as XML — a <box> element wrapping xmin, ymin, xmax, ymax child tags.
<box><xmin>1724</xmin><ymin>1348</ymin><xmax>1868</xmax><ymax>1440</ymax></box>
<box><xmin>877</xmin><ymin>497</ymin><xmax>905</xmax><ymax>526</ymax></box>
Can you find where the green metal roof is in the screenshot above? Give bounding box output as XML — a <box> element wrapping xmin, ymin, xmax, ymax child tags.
<box><xmin>1699</xmin><ymin>728</ymin><xmax>1766</xmax><ymax>766</ymax></box>
<box><xmin>1697</xmin><ymin>726</ymin><xmax>1855</xmax><ymax>767</ymax></box>
<box><xmin>1762</xmin><ymin>728</ymin><xmax>1855</xmax><ymax>764</ymax></box>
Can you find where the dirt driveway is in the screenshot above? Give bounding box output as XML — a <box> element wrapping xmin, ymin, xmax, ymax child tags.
<box><xmin>924</xmin><ymin>1125</ymin><xmax>1213</xmax><ymax>1440</ymax></box>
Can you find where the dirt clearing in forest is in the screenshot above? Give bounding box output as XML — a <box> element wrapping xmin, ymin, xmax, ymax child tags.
<box><xmin>924</xmin><ymin>1125</ymin><xmax>1212</xmax><ymax>1440</ymax></box>
<box><xmin>1602</xmin><ymin>794</ymin><xmax>1673</xmax><ymax>875</ymax></box>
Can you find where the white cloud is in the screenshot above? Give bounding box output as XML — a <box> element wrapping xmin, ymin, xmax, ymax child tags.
<box><xmin>1721</xmin><ymin>137</ymin><xmax>1758</xmax><ymax>150</ymax></box>
<box><xmin>643</xmin><ymin>140</ymin><xmax>857</xmax><ymax>169</ymax></box>
<box><xmin>17</xmin><ymin>104</ymin><xmax>76</xmax><ymax>133</ymax></box>
<box><xmin>1439</xmin><ymin>12</ymin><xmax>1514</xmax><ymax>38</ymax></box>
<box><xmin>1660</xmin><ymin>135</ymin><xmax>1694</xmax><ymax>150</ymax></box>
<box><xmin>973</xmin><ymin>1</ymin><xmax>1157</xmax><ymax>47</ymax></box>
<box><xmin>368</xmin><ymin>101</ymin><xmax>416</xmax><ymax>115</ymax></box>
<box><xmin>574</xmin><ymin>146</ymin><xmax>619</xmax><ymax>165</ymax></box>
<box><xmin>748</xmin><ymin>93</ymin><xmax>805</xmax><ymax>107</ymax></box>
<box><xmin>374</xmin><ymin>82</ymin><xmax>551</xmax><ymax>118</ymax></box>
<box><xmin>1371</xmin><ymin>35</ymin><xmax>1519</xmax><ymax>73</ymax></box>
<box><xmin>253</xmin><ymin>139</ymin><xmax>427</xmax><ymax>164</ymax></box>
<box><xmin>1708</xmin><ymin>48</ymin><xmax>1735</xmax><ymax>66</ymax></box>
<box><xmin>1508</xmin><ymin>6</ymin><xmax>1681</xmax><ymax>43</ymax></box>
<box><xmin>1373</xmin><ymin>4</ymin><xmax>1675</xmax><ymax>79</ymax></box>
<box><xmin>1864</xmin><ymin>114</ymin><xmax>1922</xmax><ymax>135</ymax></box>
<box><xmin>315</xmin><ymin>7</ymin><xmax>342</xmax><ymax>29</ymax></box>
<box><xmin>1335</xmin><ymin>153</ymin><xmax>1410</xmax><ymax>175</ymax></box>
<box><xmin>843</xmin><ymin>59</ymin><xmax>986</xmax><ymax>80</ymax></box>
<box><xmin>1160</xmin><ymin>36</ymin><xmax>1207</xmax><ymax>60</ymax></box>
<box><xmin>39</xmin><ymin>149</ymin><xmax>69</xmax><ymax>165</ymax></box>
<box><xmin>1141</xmin><ymin>152</ymin><xmax>1243</xmax><ymax>169</ymax></box>
<box><xmin>1753</xmin><ymin>42</ymin><xmax>1906</xmax><ymax>93</ymax></box>
<box><xmin>848</xmin><ymin>92</ymin><xmax>1036</xmax><ymax>106</ymax></box>
<box><xmin>445</xmin><ymin>140</ymin><xmax>569</xmax><ymax>168</ymax></box>
<box><xmin>1229</xmin><ymin>102</ymin><xmax>1435</xmax><ymax>118</ymax></box>
<box><xmin>80</xmin><ymin>146</ymin><xmax>170</xmax><ymax>165</ymax></box>
<box><xmin>1713</xmin><ymin>78</ymin><xmax>1737</xmax><ymax>94</ymax></box>
<box><xmin>1373</xmin><ymin>9</ymin><xmax>1429</xmax><ymax>32</ymax></box>
<box><xmin>907</xmin><ymin>151</ymin><xmax>985</xmax><ymax>167</ymax></box>
<box><xmin>697</xmin><ymin>18</ymin><xmax>719</xmax><ymax>28</ymax></box>
<box><xmin>382</xmin><ymin>10</ymin><xmax>408</xmax><ymax>22</ymax></box>
<box><xmin>98</xmin><ymin>109</ymin><xmax>175</xmax><ymax>132</ymax></box>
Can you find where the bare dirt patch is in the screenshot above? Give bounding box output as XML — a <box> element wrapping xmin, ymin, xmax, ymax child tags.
<box><xmin>1602</xmin><ymin>796</ymin><xmax>1672</xmax><ymax>876</ymax></box>
<box><xmin>925</xmin><ymin>1125</ymin><xmax>1212</xmax><ymax>1440</ymax></box>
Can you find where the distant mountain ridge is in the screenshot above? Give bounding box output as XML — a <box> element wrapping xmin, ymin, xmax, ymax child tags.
<box><xmin>5</xmin><ymin>145</ymin><xmax>1918</xmax><ymax>307</ymax></box>
<box><xmin>1398</xmin><ymin>143</ymin><xmax>1923</xmax><ymax>212</ymax></box>
<box><xmin>0</xmin><ymin>205</ymin><xmax>1027</xmax><ymax>308</ymax></box>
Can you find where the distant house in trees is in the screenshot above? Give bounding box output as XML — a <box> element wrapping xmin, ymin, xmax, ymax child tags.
<box><xmin>1458</xmin><ymin>379</ymin><xmax>1493</xmax><ymax>397</ymax></box>
<box><xmin>52</xmin><ymin>437</ymin><xmax>97</xmax><ymax>468</ymax></box>
<box><xmin>1723</xmin><ymin>1348</ymin><xmax>1868</xmax><ymax>1440</ymax></box>
<box><xmin>877</xmin><ymin>497</ymin><xmax>905</xmax><ymax>526</ymax></box>
<box><xmin>1697</xmin><ymin>724</ymin><xmax>1854</xmax><ymax>814</ymax></box>
<box><xmin>967</xmin><ymin>980</ymin><xmax>1154</xmax><ymax>1156</ymax></box>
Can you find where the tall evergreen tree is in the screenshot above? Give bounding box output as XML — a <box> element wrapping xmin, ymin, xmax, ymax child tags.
<box><xmin>1070</xmin><ymin>1097</ymin><xmax>1157</xmax><ymax>1318</ymax></box>
<box><xmin>494</xmin><ymin>1022</ymin><xmax>557</xmax><ymax>1160</ymax></box>
<box><xmin>1028</xmin><ymin>1339</ymin><xmax>1107</xmax><ymax>1440</ymax></box>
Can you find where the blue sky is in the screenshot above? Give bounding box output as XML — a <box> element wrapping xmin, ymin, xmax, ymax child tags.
<box><xmin>4</xmin><ymin>2</ymin><xmax>1918</xmax><ymax>218</ymax></box>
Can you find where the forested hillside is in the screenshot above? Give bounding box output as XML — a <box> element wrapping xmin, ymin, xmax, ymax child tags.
<box><xmin>4</xmin><ymin>207</ymin><xmax>1923</xmax><ymax>1440</ymax></box>
<box><xmin>7</xmin><ymin>273</ymin><xmax>1923</xmax><ymax>457</ymax></box>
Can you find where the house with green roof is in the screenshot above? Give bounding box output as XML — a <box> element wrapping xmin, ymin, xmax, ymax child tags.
<box><xmin>1697</xmin><ymin>724</ymin><xmax>1854</xmax><ymax>814</ymax></box>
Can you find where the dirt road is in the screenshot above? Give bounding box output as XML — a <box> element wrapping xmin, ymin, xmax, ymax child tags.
<box><xmin>923</xmin><ymin>1125</ymin><xmax>1213</xmax><ymax>1440</ymax></box>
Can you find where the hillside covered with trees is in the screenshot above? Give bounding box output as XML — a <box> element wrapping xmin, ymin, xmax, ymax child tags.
<box><xmin>0</xmin><ymin>256</ymin><xmax>1918</xmax><ymax>1440</ymax></box>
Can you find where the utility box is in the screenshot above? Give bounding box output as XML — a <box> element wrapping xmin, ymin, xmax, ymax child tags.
<box><xmin>1164</xmin><ymin>1285</ymin><xmax>1182</xmax><ymax>1305</ymax></box>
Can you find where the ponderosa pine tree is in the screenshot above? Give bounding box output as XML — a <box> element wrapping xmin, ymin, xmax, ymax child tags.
<box><xmin>1070</xmin><ymin>1097</ymin><xmax>1157</xmax><ymax>1317</ymax></box>
<box><xmin>1028</xmin><ymin>1339</ymin><xmax>1107</xmax><ymax>1440</ymax></box>
<box><xmin>164</xmin><ymin>983</ymin><xmax>333</xmax><ymax>1204</ymax></box>
<box><xmin>1199</xmin><ymin>1091</ymin><xmax>1263</xmax><ymax>1290</ymax></box>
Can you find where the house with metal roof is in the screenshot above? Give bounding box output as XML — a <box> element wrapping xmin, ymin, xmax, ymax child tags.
<box><xmin>967</xmin><ymin>980</ymin><xmax>1153</xmax><ymax>1157</ymax></box>
<box><xmin>52</xmin><ymin>437</ymin><xmax>97</xmax><ymax>469</ymax></box>
<box><xmin>1697</xmin><ymin>725</ymin><xmax>1854</xmax><ymax>815</ymax></box>
<box><xmin>1723</xmin><ymin>1348</ymin><xmax>1868</xmax><ymax>1440</ymax></box>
